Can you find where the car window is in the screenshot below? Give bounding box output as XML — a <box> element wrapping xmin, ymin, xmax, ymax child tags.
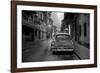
<box><xmin>56</xmin><ymin>34</ymin><xmax>70</xmax><ymax>40</ymax></box>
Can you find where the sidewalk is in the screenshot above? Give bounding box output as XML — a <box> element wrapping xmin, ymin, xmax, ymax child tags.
<box><xmin>74</xmin><ymin>42</ymin><xmax>90</xmax><ymax>59</ymax></box>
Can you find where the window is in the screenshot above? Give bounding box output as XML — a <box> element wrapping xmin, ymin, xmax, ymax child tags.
<box><xmin>84</xmin><ymin>22</ymin><xmax>87</xmax><ymax>37</ymax></box>
<box><xmin>79</xmin><ymin>25</ymin><xmax>81</xmax><ymax>37</ymax></box>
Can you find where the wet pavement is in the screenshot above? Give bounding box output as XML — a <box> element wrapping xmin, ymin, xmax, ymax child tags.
<box><xmin>22</xmin><ymin>39</ymin><xmax>90</xmax><ymax>62</ymax></box>
<box><xmin>22</xmin><ymin>39</ymin><xmax>74</xmax><ymax>62</ymax></box>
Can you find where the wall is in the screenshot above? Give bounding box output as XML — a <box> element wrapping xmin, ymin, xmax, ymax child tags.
<box><xmin>78</xmin><ymin>14</ymin><xmax>90</xmax><ymax>44</ymax></box>
<box><xmin>0</xmin><ymin>0</ymin><xmax>100</xmax><ymax>73</ymax></box>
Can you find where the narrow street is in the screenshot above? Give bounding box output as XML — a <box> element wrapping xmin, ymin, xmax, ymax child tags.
<box><xmin>22</xmin><ymin>38</ymin><xmax>90</xmax><ymax>62</ymax></box>
<box><xmin>22</xmin><ymin>39</ymin><xmax>74</xmax><ymax>62</ymax></box>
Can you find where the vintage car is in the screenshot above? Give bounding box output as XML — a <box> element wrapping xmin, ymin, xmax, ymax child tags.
<box><xmin>51</xmin><ymin>33</ymin><xmax>74</xmax><ymax>55</ymax></box>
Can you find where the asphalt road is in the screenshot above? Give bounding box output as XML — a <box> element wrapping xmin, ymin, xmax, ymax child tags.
<box><xmin>22</xmin><ymin>39</ymin><xmax>74</xmax><ymax>62</ymax></box>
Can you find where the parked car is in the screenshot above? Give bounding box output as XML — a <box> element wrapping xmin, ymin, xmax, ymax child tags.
<box><xmin>51</xmin><ymin>33</ymin><xmax>74</xmax><ymax>55</ymax></box>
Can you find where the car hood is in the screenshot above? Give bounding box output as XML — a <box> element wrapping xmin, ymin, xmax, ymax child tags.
<box><xmin>54</xmin><ymin>40</ymin><xmax>73</xmax><ymax>47</ymax></box>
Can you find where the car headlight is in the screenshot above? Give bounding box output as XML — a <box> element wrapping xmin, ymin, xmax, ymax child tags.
<box><xmin>51</xmin><ymin>42</ymin><xmax>55</xmax><ymax>46</ymax></box>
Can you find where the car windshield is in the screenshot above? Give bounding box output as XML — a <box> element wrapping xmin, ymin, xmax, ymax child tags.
<box><xmin>56</xmin><ymin>34</ymin><xmax>70</xmax><ymax>41</ymax></box>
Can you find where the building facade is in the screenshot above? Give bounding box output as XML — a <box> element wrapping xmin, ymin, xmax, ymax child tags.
<box><xmin>22</xmin><ymin>11</ymin><xmax>53</xmax><ymax>46</ymax></box>
<box><xmin>61</xmin><ymin>13</ymin><xmax>90</xmax><ymax>48</ymax></box>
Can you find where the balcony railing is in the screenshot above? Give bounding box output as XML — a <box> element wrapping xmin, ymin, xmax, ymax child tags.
<box><xmin>22</xmin><ymin>19</ymin><xmax>47</xmax><ymax>32</ymax></box>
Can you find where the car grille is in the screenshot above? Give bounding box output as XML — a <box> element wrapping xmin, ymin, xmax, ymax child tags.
<box><xmin>51</xmin><ymin>48</ymin><xmax>73</xmax><ymax>51</ymax></box>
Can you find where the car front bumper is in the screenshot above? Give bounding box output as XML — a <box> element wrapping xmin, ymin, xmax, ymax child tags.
<box><xmin>51</xmin><ymin>48</ymin><xmax>74</xmax><ymax>51</ymax></box>
<box><xmin>51</xmin><ymin>47</ymin><xmax>74</xmax><ymax>55</ymax></box>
